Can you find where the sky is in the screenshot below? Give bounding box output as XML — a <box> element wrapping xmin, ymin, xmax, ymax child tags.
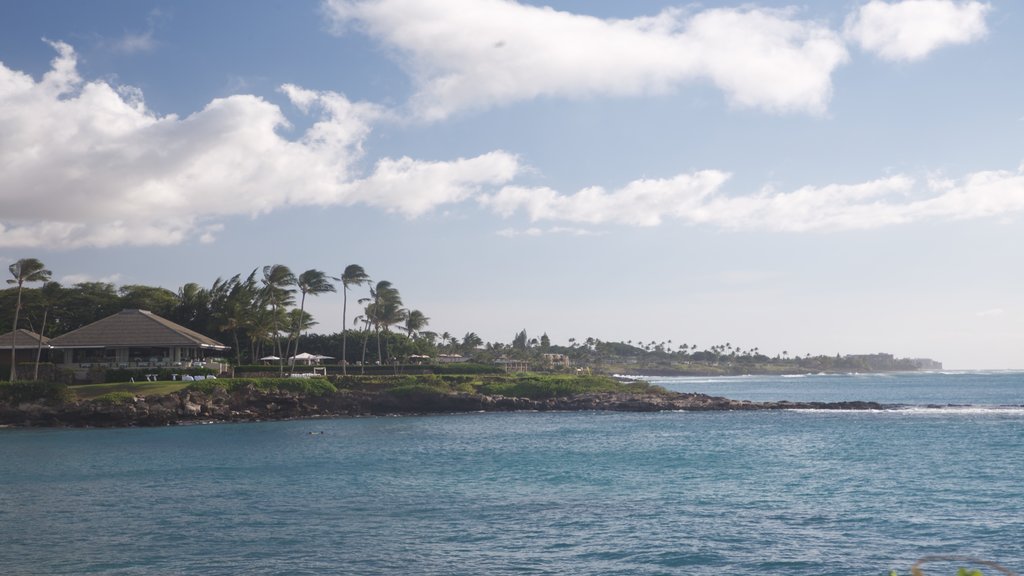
<box><xmin>1</xmin><ymin>0</ymin><xmax>1022</xmax><ymax>369</ymax></box>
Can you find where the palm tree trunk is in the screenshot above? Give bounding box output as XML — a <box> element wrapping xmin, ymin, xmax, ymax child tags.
<box><xmin>376</xmin><ymin>326</ymin><xmax>383</xmax><ymax>367</ymax></box>
<box><xmin>32</xmin><ymin>307</ymin><xmax>48</xmax><ymax>381</ymax></box>
<box><xmin>233</xmin><ymin>330</ymin><xmax>242</xmax><ymax>366</ymax></box>
<box><xmin>272</xmin><ymin>302</ymin><xmax>284</xmax><ymax>376</ymax></box>
<box><xmin>288</xmin><ymin>293</ymin><xmax>307</xmax><ymax>377</ymax></box>
<box><xmin>360</xmin><ymin>318</ymin><xmax>371</xmax><ymax>375</ymax></box>
<box><xmin>9</xmin><ymin>284</ymin><xmax>23</xmax><ymax>382</ymax></box>
<box><xmin>341</xmin><ymin>291</ymin><xmax>348</xmax><ymax>376</ymax></box>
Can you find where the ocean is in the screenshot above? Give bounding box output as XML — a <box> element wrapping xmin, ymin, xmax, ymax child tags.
<box><xmin>1</xmin><ymin>372</ymin><xmax>1022</xmax><ymax>575</ymax></box>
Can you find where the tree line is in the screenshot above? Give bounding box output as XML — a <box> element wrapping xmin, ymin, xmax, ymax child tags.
<box><xmin>3</xmin><ymin>258</ymin><xmax>438</xmax><ymax>380</ymax></box>
<box><xmin>6</xmin><ymin>257</ymin><xmax>930</xmax><ymax>382</ymax></box>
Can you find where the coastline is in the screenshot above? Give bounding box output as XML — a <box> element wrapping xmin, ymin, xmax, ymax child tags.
<box><xmin>0</xmin><ymin>387</ymin><xmax>888</xmax><ymax>428</ymax></box>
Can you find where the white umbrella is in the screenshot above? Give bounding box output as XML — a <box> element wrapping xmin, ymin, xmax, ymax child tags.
<box><xmin>291</xmin><ymin>352</ymin><xmax>318</xmax><ymax>365</ymax></box>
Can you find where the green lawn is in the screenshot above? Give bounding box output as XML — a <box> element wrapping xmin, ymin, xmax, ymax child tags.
<box><xmin>71</xmin><ymin>381</ymin><xmax>191</xmax><ymax>400</ymax></box>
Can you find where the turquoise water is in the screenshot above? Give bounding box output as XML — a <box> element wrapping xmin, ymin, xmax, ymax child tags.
<box><xmin>2</xmin><ymin>373</ymin><xmax>1023</xmax><ymax>575</ymax></box>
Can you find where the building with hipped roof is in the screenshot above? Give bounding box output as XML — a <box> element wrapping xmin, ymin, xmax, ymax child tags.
<box><xmin>48</xmin><ymin>309</ymin><xmax>228</xmax><ymax>375</ymax></box>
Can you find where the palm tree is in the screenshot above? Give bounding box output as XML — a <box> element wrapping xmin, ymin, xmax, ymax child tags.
<box><xmin>369</xmin><ymin>283</ymin><xmax>406</xmax><ymax>365</ymax></box>
<box><xmin>213</xmin><ymin>272</ymin><xmax>258</xmax><ymax>366</ymax></box>
<box><xmin>32</xmin><ymin>281</ymin><xmax>62</xmax><ymax>381</ymax></box>
<box><xmin>461</xmin><ymin>332</ymin><xmax>482</xmax><ymax>352</ymax></box>
<box><xmin>260</xmin><ymin>264</ymin><xmax>296</xmax><ymax>375</ymax></box>
<box><xmin>403</xmin><ymin>309</ymin><xmax>429</xmax><ymax>339</ymax></box>
<box><xmin>332</xmin><ymin>264</ymin><xmax>369</xmax><ymax>375</ymax></box>
<box><xmin>287</xmin><ymin>269</ymin><xmax>336</xmax><ymax>374</ymax></box>
<box><xmin>359</xmin><ymin>280</ymin><xmax>403</xmax><ymax>366</ymax></box>
<box><xmin>8</xmin><ymin>258</ymin><xmax>52</xmax><ymax>381</ymax></box>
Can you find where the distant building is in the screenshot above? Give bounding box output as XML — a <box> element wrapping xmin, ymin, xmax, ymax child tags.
<box><xmin>494</xmin><ymin>357</ymin><xmax>529</xmax><ymax>372</ymax></box>
<box><xmin>910</xmin><ymin>358</ymin><xmax>943</xmax><ymax>370</ymax></box>
<box><xmin>0</xmin><ymin>329</ymin><xmax>51</xmax><ymax>373</ymax></box>
<box><xmin>48</xmin><ymin>309</ymin><xmax>229</xmax><ymax>377</ymax></box>
<box><xmin>541</xmin><ymin>353</ymin><xmax>571</xmax><ymax>368</ymax></box>
<box><xmin>845</xmin><ymin>353</ymin><xmax>941</xmax><ymax>372</ymax></box>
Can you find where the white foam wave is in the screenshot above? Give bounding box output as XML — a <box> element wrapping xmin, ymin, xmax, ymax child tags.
<box><xmin>784</xmin><ymin>405</ymin><xmax>1024</xmax><ymax>416</ymax></box>
<box><xmin>889</xmin><ymin>405</ymin><xmax>1024</xmax><ymax>416</ymax></box>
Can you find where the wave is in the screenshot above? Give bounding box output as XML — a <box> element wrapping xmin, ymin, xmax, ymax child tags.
<box><xmin>790</xmin><ymin>405</ymin><xmax>1024</xmax><ymax>415</ymax></box>
<box><xmin>888</xmin><ymin>404</ymin><xmax>1024</xmax><ymax>415</ymax></box>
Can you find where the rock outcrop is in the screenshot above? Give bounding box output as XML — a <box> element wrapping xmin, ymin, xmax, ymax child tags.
<box><xmin>0</xmin><ymin>386</ymin><xmax>889</xmax><ymax>428</ymax></box>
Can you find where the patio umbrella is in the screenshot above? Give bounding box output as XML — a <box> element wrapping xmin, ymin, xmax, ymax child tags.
<box><xmin>291</xmin><ymin>352</ymin><xmax>318</xmax><ymax>365</ymax></box>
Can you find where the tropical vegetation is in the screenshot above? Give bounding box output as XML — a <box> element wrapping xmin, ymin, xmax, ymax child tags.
<box><xmin>1</xmin><ymin>257</ymin><xmax>937</xmax><ymax>380</ymax></box>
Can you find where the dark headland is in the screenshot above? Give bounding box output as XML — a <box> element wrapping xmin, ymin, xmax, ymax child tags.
<box><xmin>0</xmin><ymin>380</ymin><xmax>888</xmax><ymax>428</ymax></box>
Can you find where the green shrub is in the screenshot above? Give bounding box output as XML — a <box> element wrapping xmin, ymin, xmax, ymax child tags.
<box><xmin>92</xmin><ymin>391</ymin><xmax>136</xmax><ymax>405</ymax></box>
<box><xmin>476</xmin><ymin>374</ymin><xmax>659</xmax><ymax>399</ymax></box>
<box><xmin>431</xmin><ymin>363</ymin><xmax>502</xmax><ymax>375</ymax></box>
<box><xmin>388</xmin><ymin>383</ymin><xmax>450</xmax><ymax>397</ymax></box>
<box><xmin>0</xmin><ymin>381</ymin><xmax>75</xmax><ymax>404</ymax></box>
<box><xmin>104</xmin><ymin>367</ymin><xmax>215</xmax><ymax>383</ymax></box>
<box><xmin>187</xmin><ymin>377</ymin><xmax>337</xmax><ymax>396</ymax></box>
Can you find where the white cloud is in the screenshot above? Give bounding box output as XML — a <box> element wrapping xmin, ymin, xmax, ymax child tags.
<box><xmin>482</xmin><ymin>166</ymin><xmax>1024</xmax><ymax>232</ymax></box>
<box><xmin>0</xmin><ymin>42</ymin><xmax>520</xmax><ymax>248</ymax></box>
<box><xmin>844</xmin><ymin>0</ymin><xmax>990</xmax><ymax>61</ymax></box>
<box><xmin>60</xmin><ymin>273</ymin><xmax>123</xmax><ymax>285</ymax></box>
<box><xmin>495</xmin><ymin>226</ymin><xmax>593</xmax><ymax>238</ymax></box>
<box><xmin>113</xmin><ymin>31</ymin><xmax>156</xmax><ymax>54</ymax></box>
<box><xmin>481</xmin><ymin>171</ymin><xmax>731</xmax><ymax>226</ymax></box>
<box><xmin>323</xmin><ymin>0</ymin><xmax>849</xmax><ymax>119</ymax></box>
<box><xmin>976</xmin><ymin>308</ymin><xmax>1005</xmax><ymax>317</ymax></box>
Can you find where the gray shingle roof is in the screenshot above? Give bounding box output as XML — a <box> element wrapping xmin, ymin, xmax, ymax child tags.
<box><xmin>48</xmin><ymin>309</ymin><xmax>228</xmax><ymax>350</ymax></box>
<box><xmin>0</xmin><ymin>329</ymin><xmax>50</xmax><ymax>349</ymax></box>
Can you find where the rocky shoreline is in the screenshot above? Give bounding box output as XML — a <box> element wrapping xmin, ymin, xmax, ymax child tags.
<box><xmin>0</xmin><ymin>386</ymin><xmax>889</xmax><ymax>428</ymax></box>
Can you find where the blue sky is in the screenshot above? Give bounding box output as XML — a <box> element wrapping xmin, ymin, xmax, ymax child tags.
<box><xmin>2</xmin><ymin>0</ymin><xmax>1022</xmax><ymax>368</ymax></box>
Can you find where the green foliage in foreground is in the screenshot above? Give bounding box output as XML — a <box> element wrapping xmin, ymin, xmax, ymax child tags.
<box><xmin>72</xmin><ymin>381</ymin><xmax>190</xmax><ymax>400</ymax></box>
<box><xmin>187</xmin><ymin>377</ymin><xmax>337</xmax><ymax>396</ymax></box>
<box><xmin>92</xmin><ymin>391</ymin><xmax>137</xmax><ymax>405</ymax></box>
<box><xmin>0</xmin><ymin>381</ymin><xmax>75</xmax><ymax>404</ymax></box>
<box><xmin>476</xmin><ymin>374</ymin><xmax>660</xmax><ymax>399</ymax></box>
<box><xmin>4</xmin><ymin>373</ymin><xmax>656</xmax><ymax>405</ymax></box>
<box><xmin>336</xmin><ymin>373</ymin><xmax>666</xmax><ymax>400</ymax></box>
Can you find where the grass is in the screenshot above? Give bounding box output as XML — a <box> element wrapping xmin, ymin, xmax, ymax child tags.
<box><xmin>63</xmin><ymin>373</ymin><xmax>659</xmax><ymax>402</ymax></box>
<box><xmin>71</xmin><ymin>381</ymin><xmax>190</xmax><ymax>400</ymax></box>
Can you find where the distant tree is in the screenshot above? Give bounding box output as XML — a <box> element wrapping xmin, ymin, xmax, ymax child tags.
<box><xmin>403</xmin><ymin>309</ymin><xmax>429</xmax><ymax>339</ymax></box>
<box><xmin>119</xmin><ymin>284</ymin><xmax>179</xmax><ymax>317</ymax></box>
<box><xmin>359</xmin><ymin>280</ymin><xmax>404</xmax><ymax>366</ymax></box>
<box><xmin>7</xmin><ymin>258</ymin><xmax>51</xmax><ymax>381</ymax></box>
<box><xmin>512</xmin><ymin>329</ymin><xmax>528</xmax><ymax>350</ymax></box>
<box><xmin>261</xmin><ymin>264</ymin><xmax>297</xmax><ymax>374</ymax></box>
<box><xmin>214</xmin><ymin>272</ymin><xmax>257</xmax><ymax>366</ymax></box>
<box><xmin>31</xmin><ymin>281</ymin><xmax>62</xmax><ymax>381</ymax></box>
<box><xmin>287</xmin><ymin>269</ymin><xmax>336</xmax><ymax>374</ymax></box>
<box><xmin>332</xmin><ymin>264</ymin><xmax>370</xmax><ymax>375</ymax></box>
<box><xmin>540</xmin><ymin>333</ymin><xmax>550</xmax><ymax>349</ymax></box>
<box><xmin>462</xmin><ymin>332</ymin><xmax>483</xmax><ymax>351</ymax></box>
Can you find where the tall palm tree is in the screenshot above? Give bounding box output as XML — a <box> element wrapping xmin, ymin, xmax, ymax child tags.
<box><xmin>32</xmin><ymin>281</ymin><xmax>62</xmax><ymax>381</ymax></box>
<box><xmin>8</xmin><ymin>258</ymin><xmax>52</xmax><ymax>381</ymax></box>
<box><xmin>331</xmin><ymin>264</ymin><xmax>369</xmax><ymax>376</ymax></box>
<box><xmin>260</xmin><ymin>264</ymin><xmax>296</xmax><ymax>375</ymax></box>
<box><xmin>403</xmin><ymin>309</ymin><xmax>429</xmax><ymax>339</ymax></box>
<box><xmin>287</xmin><ymin>269</ymin><xmax>335</xmax><ymax>375</ymax></box>
<box><xmin>461</xmin><ymin>332</ymin><xmax>482</xmax><ymax>352</ymax></box>
<box><xmin>360</xmin><ymin>281</ymin><xmax>404</xmax><ymax>366</ymax></box>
